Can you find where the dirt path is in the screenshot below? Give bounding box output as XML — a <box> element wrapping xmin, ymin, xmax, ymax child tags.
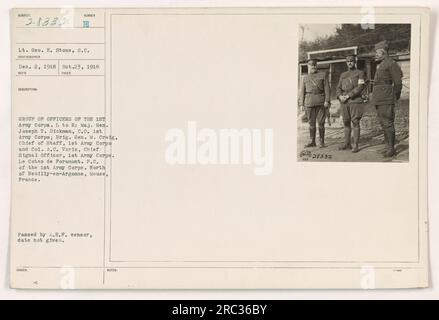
<box><xmin>297</xmin><ymin>99</ymin><xmax>410</xmax><ymax>163</ymax></box>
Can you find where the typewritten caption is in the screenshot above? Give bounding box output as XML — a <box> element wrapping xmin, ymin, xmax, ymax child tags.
<box><xmin>17</xmin><ymin>116</ymin><xmax>116</xmax><ymax>182</ymax></box>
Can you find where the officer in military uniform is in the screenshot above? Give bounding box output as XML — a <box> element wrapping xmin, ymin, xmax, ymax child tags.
<box><xmin>336</xmin><ymin>54</ymin><xmax>366</xmax><ymax>153</ymax></box>
<box><xmin>298</xmin><ymin>58</ymin><xmax>331</xmax><ymax>148</ymax></box>
<box><xmin>372</xmin><ymin>40</ymin><xmax>403</xmax><ymax>157</ymax></box>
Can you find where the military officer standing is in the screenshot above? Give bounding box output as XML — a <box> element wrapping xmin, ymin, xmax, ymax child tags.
<box><xmin>299</xmin><ymin>58</ymin><xmax>331</xmax><ymax>148</ymax></box>
<box><xmin>336</xmin><ymin>55</ymin><xmax>366</xmax><ymax>153</ymax></box>
<box><xmin>372</xmin><ymin>40</ymin><xmax>403</xmax><ymax>157</ymax></box>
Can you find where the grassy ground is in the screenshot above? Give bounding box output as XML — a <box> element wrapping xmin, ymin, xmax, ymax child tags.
<box><xmin>297</xmin><ymin>99</ymin><xmax>410</xmax><ymax>162</ymax></box>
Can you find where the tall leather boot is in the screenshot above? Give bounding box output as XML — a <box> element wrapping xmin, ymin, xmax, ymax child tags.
<box><xmin>305</xmin><ymin>128</ymin><xmax>316</xmax><ymax>148</ymax></box>
<box><xmin>381</xmin><ymin>126</ymin><xmax>388</xmax><ymax>145</ymax></box>
<box><xmin>380</xmin><ymin>129</ymin><xmax>389</xmax><ymax>155</ymax></box>
<box><xmin>352</xmin><ymin>127</ymin><xmax>360</xmax><ymax>153</ymax></box>
<box><xmin>384</xmin><ymin>128</ymin><xmax>396</xmax><ymax>157</ymax></box>
<box><xmin>339</xmin><ymin>127</ymin><xmax>352</xmax><ymax>150</ymax></box>
<box><xmin>318</xmin><ymin>127</ymin><xmax>326</xmax><ymax>148</ymax></box>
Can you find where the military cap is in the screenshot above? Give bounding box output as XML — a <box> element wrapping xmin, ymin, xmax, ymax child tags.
<box><xmin>375</xmin><ymin>40</ymin><xmax>389</xmax><ymax>51</ymax></box>
<box><xmin>345</xmin><ymin>54</ymin><xmax>357</xmax><ymax>61</ymax></box>
<box><xmin>306</xmin><ymin>58</ymin><xmax>319</xmax><ymax>65</ymax></box>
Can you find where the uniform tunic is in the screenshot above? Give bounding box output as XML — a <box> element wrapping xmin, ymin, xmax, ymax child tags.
<box><xmin>372</xmin><ymin>57</ymin><xmax>403</xmax><ymax>129</ymax></box>
<box><xmin>298</xmin><ymin>71</ymin><xmax>330</xmax><ymax>129</ymax></box>
<box><xmin>336</xmin><ymin>69</ymin><xmax>366</xmax><ymax>123</ymax></box>
<box><xmin>373</xmin><ymin>57</ymin><xmax>403</xmax><ymax>105</ymax></box>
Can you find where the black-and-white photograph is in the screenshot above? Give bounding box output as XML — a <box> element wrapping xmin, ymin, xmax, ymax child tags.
<box><xmin>297</xmin><ymin>23</ymin><xmax>411</xmax><ymax>162</ymax></box>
